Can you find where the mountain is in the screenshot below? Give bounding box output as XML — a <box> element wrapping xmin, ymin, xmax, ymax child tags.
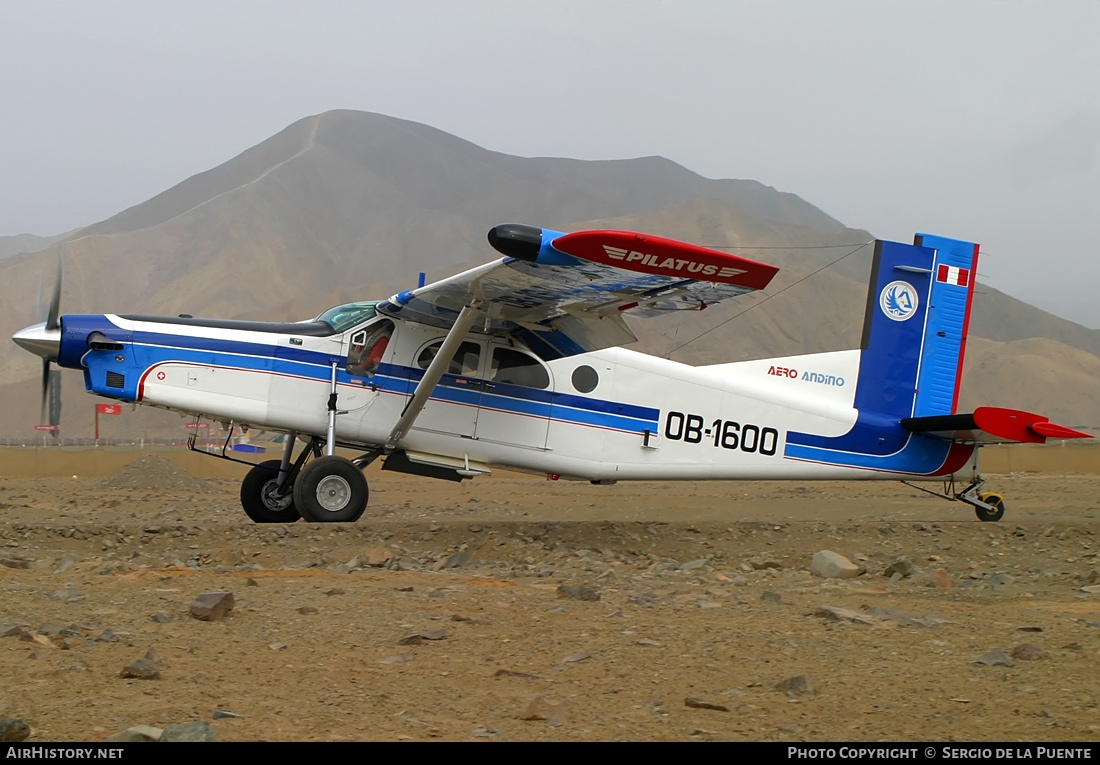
<box><xmin>1</xmin><ymin>110</ymin><xmax>1096</xmax><ymax>438</ymax></box>
<box><xmin>0</xmin><ymin>231</ymin><xmax>70</xmax><ymax>261</ymax></box>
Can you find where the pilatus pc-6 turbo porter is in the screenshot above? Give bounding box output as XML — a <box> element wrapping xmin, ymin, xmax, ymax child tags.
<box><xmin>13</xmin><ymin>225</ymin><xmax>1090</xmax><ymax>523</ymax></box>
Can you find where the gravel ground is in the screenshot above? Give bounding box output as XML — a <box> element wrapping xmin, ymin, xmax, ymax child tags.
<box><xmin>1</xmin><ymin>454</ymin><xmax>1098</xmax><ymax>742</ymax></box>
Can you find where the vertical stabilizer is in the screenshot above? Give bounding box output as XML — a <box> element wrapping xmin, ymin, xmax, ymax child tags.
<box><xmin>855</xmin><ymin>234</ymin><xmax>978</xmax><ymax>421</ymax></box>
<box><xmin>855</xmin><ymin>239</ymin><xmax>935</xmax><ymax>423</ymax></box>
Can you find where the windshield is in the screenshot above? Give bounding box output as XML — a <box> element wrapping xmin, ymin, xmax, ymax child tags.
<box><xmin>314</xmin><ymin>302</ymin><xmax>378</xmax><ymax>333</ymax></box>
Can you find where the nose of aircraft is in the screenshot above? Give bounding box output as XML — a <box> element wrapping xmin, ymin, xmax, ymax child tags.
<box><xmin>12</xmin><ymin>321</ymin><xmax>61</xmax><ymax>362</ymax></box>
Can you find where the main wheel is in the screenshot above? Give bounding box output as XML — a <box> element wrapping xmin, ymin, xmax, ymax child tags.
<box><xmin>240</xmin><ymin>460</ymin><xmax>301</xmax><ymax>523</ymax></box>
<box><xmin>293</xmin><ymin>455</ymin><xmax>368</xmax><ymax>523</ymax></box>
<box><xmin>975</xmin><ymin>492</ymin><xmax>1005</xmax><ymax>522</ymax></box>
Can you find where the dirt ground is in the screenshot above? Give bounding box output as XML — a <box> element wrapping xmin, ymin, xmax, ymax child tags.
<box><xmin>1</xmin><ymin>449</ymin><xmax>1098</xmax><ymax>742</ymax></box>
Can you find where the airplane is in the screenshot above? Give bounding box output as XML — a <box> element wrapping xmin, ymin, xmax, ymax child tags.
<box><xmin>12</xmin><ymin>223</ymin><xmax>1091</xmax><ymax>524</ymax></box>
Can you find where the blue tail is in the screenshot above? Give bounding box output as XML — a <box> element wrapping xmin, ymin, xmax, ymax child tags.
<box><xmin>783</xmin><ymin>233</ymin><xmax>979</xmax><ymax>475</ymax></box>
<box><xmin>857</xmin><ymin>233</ymin><xmax>979</xmax><ymax>422</ymax></box>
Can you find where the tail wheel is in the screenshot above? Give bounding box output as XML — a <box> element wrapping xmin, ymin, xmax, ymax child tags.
<box><xmin>293</xmin><ymin>455</ymin><xmax>368</xmax><ymax>523</ymax></box>
<box><xmin>975</xmin><ymin>492</ymin><xmax>1005</xmax><ymax>522</ymax></box>
<box><xmin>240</xmin><ymin>460</ymin><xmax>301</xmax><ymax>523</ymax></box>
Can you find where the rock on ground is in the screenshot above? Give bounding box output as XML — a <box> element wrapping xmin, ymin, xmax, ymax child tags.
<box><xmin>811</xmin><ymin>550</ymin><xmax>864</xmax><ymax>579</ymax></box>
<box><xmin>189</xmin><ymin>592</ymin><xmax>235</xmax><ymax>621</ymax></box>
<box><xmin>0</xmin><ymin>718</ymin><xmax>30</xmax><ymax>742</ymax></box>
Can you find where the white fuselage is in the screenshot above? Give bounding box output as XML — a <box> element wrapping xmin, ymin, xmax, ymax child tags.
<box><xmin>123</xmin><ymin>313</ymin><xmax>977</xmax><ymax>483</ymax></box>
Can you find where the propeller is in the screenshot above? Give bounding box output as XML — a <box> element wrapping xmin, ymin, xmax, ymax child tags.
<box><xmin>14</xmin><ymin>253</ymin><xmax>64</xmax><ymax>433</ymax></box>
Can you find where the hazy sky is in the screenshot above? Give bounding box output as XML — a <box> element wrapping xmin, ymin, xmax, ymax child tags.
<box><xmin>2</xmin><ymin>0</ymin><xmax>1098</xmax><ymax>301</ymax></box>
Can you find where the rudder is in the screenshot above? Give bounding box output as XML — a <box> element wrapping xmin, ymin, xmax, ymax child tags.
<box><xmin>912</xmin><ymin>233</ymin><xmax>979</xmax><ymax>417</ymax></box>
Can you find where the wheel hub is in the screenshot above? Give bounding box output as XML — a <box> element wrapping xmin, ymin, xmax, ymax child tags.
<box><xmin>261</xmin><ymin>480</ymin><xmax>294</xmax><ymax>512</ymax></box>
<box><xmin>314</xmin><ymin>475</ymin><xmax>352</xmax><ymax>512</ymax></box>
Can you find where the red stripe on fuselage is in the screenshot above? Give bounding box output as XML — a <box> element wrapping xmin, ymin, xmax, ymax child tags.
<box><xmin>929</xmin><ymin>441</ymin><xmax>976</xmax><ymax>476</ymax></box>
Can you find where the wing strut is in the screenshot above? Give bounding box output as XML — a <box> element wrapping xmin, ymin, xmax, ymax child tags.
<box><xmin>386</xmin><ymin>299</ymin><xmax>484</xmax><ymax>450</ymax></box>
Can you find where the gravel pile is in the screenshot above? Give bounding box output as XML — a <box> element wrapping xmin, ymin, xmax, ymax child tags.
<box><xmin>95</xmin><ymin>455</ymin><xmax>219</xmax><ymax>493</ymax></box>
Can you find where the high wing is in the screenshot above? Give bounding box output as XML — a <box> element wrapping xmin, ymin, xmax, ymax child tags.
<box><xmin>375</xmin><ymin>224</ymin><xmax>779</xmax><ymax>358</ymax></box>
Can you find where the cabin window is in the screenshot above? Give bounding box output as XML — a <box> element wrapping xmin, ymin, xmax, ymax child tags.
<box><xmin>347</xmin><ymin>319</ymin><xmax>394</xmax><ymax>378</ymax></box>
<box><xmin>417</xmin><ymin>341</ymin><xmax>481</xmax><ymax>377</ymax></box>
<box><xmin>490</xmin><ymin>347</ymin><xmax>550</xmax><ymax>389</ymax></box>
<box><xmin>571</xmin><ymin>365</ymin><xmax>599</xmax><ymax>393</ymax></box>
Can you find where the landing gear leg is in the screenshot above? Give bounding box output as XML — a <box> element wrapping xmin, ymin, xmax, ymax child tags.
<box><xmin>901</xmin><ymin>476</ymin><xmax>1007</xmax><ymax>522</ymax></box>
<box><xmin>326</xmin><ymin>362</ymin><xmax>340</xmax><ymax>456</ymax></box>
<box><xmin>290</xmin><ymin>363</ymin><xmax>369</xmax><ymax>521</ymax></box>
<box><xmin>276</xmin><ymin>430</ymin><xmax>297</xmax><ymax>489</ymax></box>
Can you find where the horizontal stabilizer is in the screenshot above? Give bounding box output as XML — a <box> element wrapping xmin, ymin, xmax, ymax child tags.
<box><xmin>902</xmin><ymin>407</ymin><xmax>1092</xmax><ymax>444</ymax></box>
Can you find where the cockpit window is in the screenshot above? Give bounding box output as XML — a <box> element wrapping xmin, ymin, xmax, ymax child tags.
<box><xmin>347</xmin><ymin>320</ymin><xmax>394</xmax><ymax>379</ymax></box>
<box><xmin>315</xmin><ymin>302</ymin><xmax>378</xmax><ymax>333</ymax></box>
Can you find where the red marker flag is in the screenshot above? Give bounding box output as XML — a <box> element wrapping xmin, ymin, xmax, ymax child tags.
<box><xmin>96</xmin><ymin>404</ymin><xmax>122</xmax><ymax>415</ymax></box>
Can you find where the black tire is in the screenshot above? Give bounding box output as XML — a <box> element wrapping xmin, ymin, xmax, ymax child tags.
<box><xmin>240</xmin><ymin>460</ymin><xmax>301</xmax><ymax>523</ymax></box>
<box><xmin>293</xmin><ymin>455</ymin><xmax>368</xmax><ymax>523</ymax></box>
<box><xmin>975</xmin><ymin>492</ymin><xmax>1005</xmax><ymax>522</ymax></box>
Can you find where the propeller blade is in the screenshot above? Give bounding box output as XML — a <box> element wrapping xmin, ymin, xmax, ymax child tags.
<box><xmin>48</xmin><ymin>368</ymin><xmax>62</xmax><ymax>429</ymax></box>
<box><xmin>40</xmin><ymin>358</ymin><xmax>50</xmax><ymax>425</ymax></box>
<box><xmin>45</xmin><ymin>255</ymin><xmax>62</xmax><ymax>332</ymax></box>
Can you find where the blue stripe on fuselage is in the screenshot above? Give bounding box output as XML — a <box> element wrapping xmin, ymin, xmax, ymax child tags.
<box><xmin>111</xmin><ymin>328</ymin><xmax>658</xmax><ymax>434</ymax></box>
<box><xmin>133</xmin><ymin>330</ymin><xmax>340</xmax><ymax>367</ymax></box>
<box><xmin>387</xmin><ymin>362</ymin><xmax>659</xmax><ymax>432</ymax></box>
<box><xmin>784</xmin><ymin>433</ymin><xmax>955</xmax><ymax>475</ymax></box>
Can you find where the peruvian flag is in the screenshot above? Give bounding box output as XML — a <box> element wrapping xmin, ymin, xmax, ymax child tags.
<box><xmin>937</xmin><ymin>264</ymin><xmax>971</xmax><ymax>287</ymax></box>
<box><xmin>96</xmin><ymin>404</ymin><xmax>122</xmax><ymax>415</ymax></box>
